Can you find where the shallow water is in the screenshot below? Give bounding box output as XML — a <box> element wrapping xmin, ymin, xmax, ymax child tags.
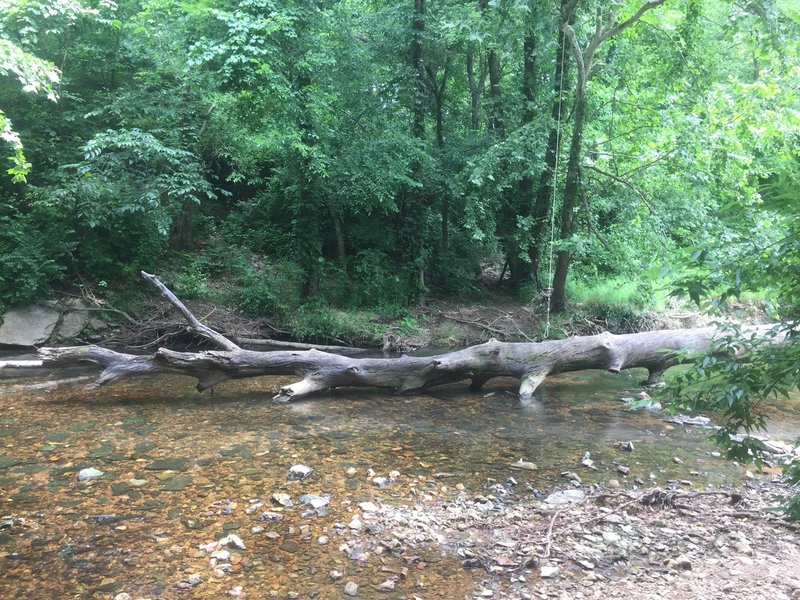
<box><xmin>0</xmin><ymin>360</ymin><xmax>798</xmax><ymax>599</ymax></box>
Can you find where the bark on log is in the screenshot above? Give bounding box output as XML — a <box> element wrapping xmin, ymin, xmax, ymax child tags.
<box><xmin>0</xmin><ymin>273</ymin><xmax>780</xmax><ymax>404</ymax></box>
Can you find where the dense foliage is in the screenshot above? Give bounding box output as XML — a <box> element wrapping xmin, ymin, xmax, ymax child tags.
<box><xmin>1</xmin><ymin>0</ymin><xmax>795</xmax><ymax>315</ymax></box>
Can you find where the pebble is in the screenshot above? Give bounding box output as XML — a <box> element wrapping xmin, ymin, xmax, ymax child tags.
<box><xmin>617</xmin><ymin>465</ymin><xmax>630</xmax><ymax>475</ymax></box>
<box><xmin>346</xmin><ymin>467</ymin><xmax>357</xmax><ymax>476</ymax></box>
<box><xmin>359</xmin><ymin>501</ymin><xmax>379</xmax><ymax>513</ymax></box>
<box><xmin>330</xmin><ymin>570</ymin><xmax>344</xmax><ymax>581</ymax></box>
<box><xmin>260</xmin><ymin>511</ymin><xmax>284</xmax><ymax>522</ymax></box>
<box><xmin>77</xmin><ymin>468</ymin><xmax>104</xmax><ymax>482</ymax></box>
<box><xmin>602</xmin><ymin>531</ymin><xmax>621</xmax><ymax>543</ymax></box>
<box><xmin>349</xmin><ymin>517</ymin><xmax>363</xmax><ymax>530</ymax></box>
<box><xmin>317</xmin><ymin>535</ymin><xmax>329</xmax><ymax>544</ymax></box>
<box><xmin>299</xmin><ymin>494</ymin><xmax>330</xmax><ymax>509</ymax></box>
<box><xmin>271</xmin><ymin>493</ymin><xmax>293</xmax><ymax>508</ymax></box>
<box><xmin>373</xmin><ymin>477</ymin><xmax>388</xmax><ymax>487</ymax></box>
<box><xmin>114</xmin><ymin>594</ymin><xmax>131</xmax><ymax>600</ymax></box>
<box><xmin>668</xmin><ymin>555</ymin><xmax>692</xmax><ymax>570</ymax></box>
<box><xmin>288</xmin><ymin>464</ymin><xmax>313</xmax><ymax>480</ymax></box>
<box><xmin>378</xmin><ymin>579</ymin><xmax>396</xmax><ymax>591</ymax></box>
<box><xmin>227</xmin><ymin>586</ymin><xmax>243</xmax><ymax>597</ymax></box>
<box><xmin>220</xmin><ymin>534</ymin><xmax>246</xmax><ymax>550</ymax></box>
<box><xmin>540</xmin><ymin>565</ymin><xmax>560</xmax><ymax>578</ymax></box>
<box><xmin>344</xmin><ymin>581</ymin><xmax>358</xmax><ymax>596</ymax></box>
<box><xmin>673</xmin><ymin>456</ymin><xmax>684</xmax><ymax>464</ymax></box>
<box><xmin>128</xmin><ymin>478</ymin><xmax>147</xmax><ymax>487</ymax></box>
<box><xmin>608</xmin><ymin>479</ymin><xmax>621</xmax><ymax>489</ymax></box>
<box><xmin>211</xmin><ymin>550</ymin><xmax>230</xmax><ymax>561</ymax></box>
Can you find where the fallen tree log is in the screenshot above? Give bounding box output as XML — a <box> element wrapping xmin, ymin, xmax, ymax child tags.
<box><xmin>0</xmin><ymin>272</ymin><xmax>781</xmax><ymax>404</ymax></box>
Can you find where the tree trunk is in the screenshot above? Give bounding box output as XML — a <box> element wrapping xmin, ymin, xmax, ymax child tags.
<box><xmin>2</xmin><ymin>272</ymin><xmax>779</xmax><ymax>407</ymax></box>
<box><xmin>466</xmin><ymin>45</ymin><xmax>485</xmax><ymax>131</ymax></box>
<box><xmin>550</xmin><ymin>93</ymin><xmax>587</xmax><ymax>313</ymax></box>
<box><xmin>487</xmin><ymin>49</ymin><xmax>505</xmax><ymax>139</ymax></box>
<box><xmin>529</xmin><ymin>4</ymin><xmax>573</xmax><ymax>287</ymax></box>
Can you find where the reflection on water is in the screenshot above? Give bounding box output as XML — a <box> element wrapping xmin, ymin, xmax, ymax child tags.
<box><xmin>0</xmin><ymin>363</ymin><xmax>797</xmax><ymax>598</ymax></box>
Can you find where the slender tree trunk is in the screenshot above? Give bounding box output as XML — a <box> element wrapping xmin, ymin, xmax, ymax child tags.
<box><xmin>487</xmin><ymin>49</ymin><xmax>505</xmax><ymax>139</ymax></box>
<box><xmin>530</xmin><ymin>5</ymin><xmax>572</xmax><ymax>288</ymax></box>
<box><xmin>466</xmin><ymin>45</ymin><xmax>485</xmax><ymax>131</ymax></box>
<box><xmin>550</xmin><ymin>93</ymin><xmax>587</xmax><ymax>313</ymax></box>
<box><xmin>398</xmin><ymin>0</ymin><xmax>427</xmax><ymax>302</ymax></box>
<box><xmin>329</xmin><ymin>202</ymin><xmax>347</xmax><ymax>272</ymax></box>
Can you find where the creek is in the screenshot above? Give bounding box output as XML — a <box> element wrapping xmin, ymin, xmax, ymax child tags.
<box><xmin>1</xmin><ymin>354</ymin><xmax>798</xmax><ymax>599</ymax></box>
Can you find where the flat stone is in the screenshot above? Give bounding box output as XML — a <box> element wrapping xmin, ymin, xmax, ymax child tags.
<box><xmin>0</xmin><ymin>456</ymin><xmax>22</xmax><ymax>469</ymax></box>
<box><xmin>163</xmin><ymin>475</ymin><xmax>193</xmax><ymax>491</ymax></box>
<box><xmin>280</xmin><ymin>540</ymin><xmax>299</xmax><ymax>553</ymax></box>
<box><xmin>358</xmin><ymin>502</ymin><xmax>379</xmax><ymax>513</ymax></box>
<box><xmin>145</xmin><ymin>458</ymin><xmax>188</xmax><ymax>471</ymax></box>
<box><xmin>111</xmin><ymin>483</ymin><xmax>131</xmax><ymax>496</ymax></box>
<box><xmin>544</xmin><ymin>489</ymin><xmax>585</xmax><ymax>505</ymax></box>
<box><xmin>0</xmin><ymin>305</ymin><xmax>60</xmax><ymax>346</ymax></box>
<box><xmin>540</xmin><ymin>565</ymin><xmax>560</xmax><ymax>578</ymax></box>
<box><xmin>510</xmin><ymin>459</ymin><xmax>538</xmax><ymax>471</ymax></box>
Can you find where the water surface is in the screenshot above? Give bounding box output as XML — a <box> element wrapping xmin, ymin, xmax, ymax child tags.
<box><xmin>1</xmin><ymin>361</ymin><xmax>797</xmax><ymax>599</ymax></box>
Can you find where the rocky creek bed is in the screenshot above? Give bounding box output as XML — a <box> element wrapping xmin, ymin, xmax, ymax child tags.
<box><xmin>0</xmin><ymin>365</ymin><xmax>798</xmax><ymax>599</ymax></box>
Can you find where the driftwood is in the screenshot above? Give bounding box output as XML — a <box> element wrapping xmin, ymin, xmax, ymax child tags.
<box><xmin>0</xmin><ymin>272</ymin><xmax>778</xmax><ymax>404</ymax></box>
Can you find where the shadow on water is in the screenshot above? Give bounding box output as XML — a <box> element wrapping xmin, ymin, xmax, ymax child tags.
<box><xmin>1</xmin><ymin>355</ymin><xmax>798</xmax><ymax>599</ymax></box>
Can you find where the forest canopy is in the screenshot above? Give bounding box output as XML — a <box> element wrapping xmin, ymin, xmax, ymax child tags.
<box><xmin>0</xmin><ymin>0</ymin><xmax>798</xmax><ymax>317</ymax></box>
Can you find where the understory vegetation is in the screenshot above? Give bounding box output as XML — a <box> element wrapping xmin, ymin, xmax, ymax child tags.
<box><xmin>1</xmin><ymin>0</ymin><xmax>798</xmax><ymax>514</ymax></box>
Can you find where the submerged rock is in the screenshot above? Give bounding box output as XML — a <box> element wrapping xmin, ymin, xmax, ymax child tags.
<box><xmin>78</xmin><ymin>468</ymin><xmax>104</xmax><ymax>482</ymax></box>
<box><xmin>271</xmin><ymin>493</ymin><xmax>293</xmax><ymax>508</ymax></box>
<box><xmin>288</xmin><ymin>464</ymin><xmax>313</xmax><ymax>480</ymax></box>
<box><xmin>344</xmin><ymin>582</ymin><xmax>358</xmax><ymax>596</ymax></box>
<box><xmin>510</xmin><ymin>459</ymin><xmax>538</xmax><ymax>471</ymax></box>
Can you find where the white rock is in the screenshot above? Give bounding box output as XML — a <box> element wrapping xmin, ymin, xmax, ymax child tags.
<box><xmin>211</xmin><ymin>550</ymin><xmax>230</xmax><ymax>561</ymax></box>
<box><xmin>540</xmin><ymin>565</ymin><xmax>560</xmax><ymax>578</ymax></box>
<box><xmin>349</xmin><ymin>517</ymin><xmax>363</xmax><ymax>530</ymax></box>
<box><xmin>220</xmin><ymin>534</ymin><xmax>246</xmax><ymax>550</ymax></box>
<box><xmin>359</xmin><ymin>501</ymin><xmax>379</xmax><ymax>513</ymax></box>
<box><xmin>288</xmin><ymin>464</ymin><xmax>313</xmax><ymax>480</ymax></box>
<box><xmin>77</xmin><ymin>468</ymin><xmax>104</xmax><ymax>482</ymax></box>
<box><xmin>344</xmin><ymin>581</ymin><xmax>358</xmax><ymax>596</ymax></box>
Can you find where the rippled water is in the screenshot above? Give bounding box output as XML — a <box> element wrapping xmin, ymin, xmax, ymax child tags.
<box><xmin>1</xmin><ymin>357</ymin><xmax>798</xmax><ymax>599</ymax></box>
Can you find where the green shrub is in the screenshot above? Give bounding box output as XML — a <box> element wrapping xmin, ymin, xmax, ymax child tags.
<box><xmin>0</xmin><ymin>200</ymin><xmax>74</xmax><ymax>306</ymax></box>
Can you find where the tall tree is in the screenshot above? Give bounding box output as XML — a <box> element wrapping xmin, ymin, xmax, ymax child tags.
<box><xmin>550</xmin><ymin>0</ymin><xmax>667</xmax><ymax>313</ymax></box>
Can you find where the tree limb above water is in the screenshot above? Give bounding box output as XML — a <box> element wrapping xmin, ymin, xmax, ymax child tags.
<box><xmin>0</xmin><ymin>272</ymin><xmax>782</xmax><ymax>404</ymax></box>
